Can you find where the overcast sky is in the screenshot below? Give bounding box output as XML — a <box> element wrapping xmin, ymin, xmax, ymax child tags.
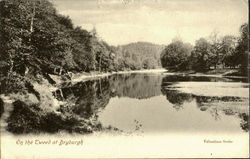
<box><xmin>52</xmin><ymin>0</ymin><xmax>248</xmax><ymax>46</ymax></box>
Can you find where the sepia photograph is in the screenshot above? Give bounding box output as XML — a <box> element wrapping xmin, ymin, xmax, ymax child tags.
<box><xmin>0</xmin><ymin>0</ymin><xmax>249</xmax><ymax>158</ymax></box>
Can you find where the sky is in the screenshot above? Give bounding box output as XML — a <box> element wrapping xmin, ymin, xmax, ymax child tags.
<box><xmin>52</xmin><ymin>0</ymin><xmax>248</xmax><ymax>46</ymax></box>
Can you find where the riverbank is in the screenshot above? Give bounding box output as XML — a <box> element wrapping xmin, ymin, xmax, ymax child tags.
<box><xmin>1</xmin><ymin>68</ymin><xmax>248</xmax><ymax>134</ymax></box>
<box><xmin>70</xmin><ymin>68</ymin><xmax>166</xmax><ymax>84</ymax></box>
<box><xmin>164</xmin><ymin>68</ymin><xmax>248</xmax><ymax>79</ymax></box>
<box><xmin>0</xmin><ymin>68</ymin><xmax>166</xmax><ymax>134</ymax></box>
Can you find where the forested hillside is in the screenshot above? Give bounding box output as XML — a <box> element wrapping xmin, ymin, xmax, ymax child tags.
<box><xmin>114</xmin><ymin>42</ymin><xmax>164</xmax><ymax>70</ymax></box>
<box><xmin>0</xmin><ymin>0</ymin><xmax>164</xmax><ymax>95</ymax></box>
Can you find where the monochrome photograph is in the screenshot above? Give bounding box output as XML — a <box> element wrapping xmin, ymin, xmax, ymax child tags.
<box><xmin>0</xmin><ymin>0</ymin><xmax>249</xmax><ymax>158</ymax></box>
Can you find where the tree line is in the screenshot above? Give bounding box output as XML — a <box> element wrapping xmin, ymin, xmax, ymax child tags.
<box><xmin>0</xmin><ymin>0</ymin><xmax>162</xmax><ymax>76</ymax></box>
<box><xmin>113</xmin><ymin>42</ymin><xmax>164</xmax><ymax>70</ymax></box>
<box><xmin>0</xmin><ymin>0</ymin><xmax>164</xmax><ymax>94</ymax></box>
<box><xmin>160</xmin><ymin>24</ymin><xmax>248</xmax><ymax>75</ymax></box>
<box><xmin>0</xmin><ymin>0</ymin><xmax>114</xmax><ymax>76</ymax></box>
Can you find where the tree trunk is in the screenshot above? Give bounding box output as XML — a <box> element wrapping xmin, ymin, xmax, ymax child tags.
<box><xmin>9</xmin><ymin>54</ymin><xmax>13</xmax><ymax>74</ymax></box>
<box><xmin>29</xmin><ymin>2</ymin><xmax>36</xmax><ymax>42</ymax></box>
<box><xmin>59</xmin><ymin>89</ymin><xmax>64</xmax><ymax>100</ymax></box>
<box><xmin>99</xmin><ymin>55</ymin><xmax>102</xmax><ymax>72</ymax></box>
<box><xmin>24</xmin><ymin>66</ymin><xmax>29</xmax><ymax>75</ymax></box>
<box><xmin>59</xmin><ymin>67</ymin><xmax>62</xmax><ymax>75</ymax></box>
<box><xmin>6</xmin><ymin>53</ymin><xmax>14</xmax><ymax>86</ymax></box>
<box><xmin>99</xmin><ymin>79</ymin><xmax>102</xmax><ymax>94</ymax></box>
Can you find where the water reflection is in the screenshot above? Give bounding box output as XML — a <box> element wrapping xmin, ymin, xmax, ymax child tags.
<box><xmin>54</xmin><ymin>78</ymin><xmax>112</xmax><ymax>119</ymax></box>
<box><xmin>53</xmin><ymin>73</ymin><xmax>248</xmax><ymax>133</ymax></box>
<box><xmin>160</xmin><ymin>75</ymin><xmax>248</xmax><ymax>132</ymax></box>
<box><xmin>160</xmin><ymin>89</ymin><xmax>193</xmax><ymax>111</ymax></box>
<box><xmin>239</xmin><ymin>113</ymin><xmax>248</xmax><ymax>132</ymax></box>
<box><xmin>109</xmin><ymin>74</ymin><xmax>162</xmax><ymax>99</ymax></box>
<box><xmin>161</xmin><ymin>74</ymin><xmax>248</xmax><ymax>83</ymax></box>
<box><xmin>4</xmin><ymin>73</ymin><xmax>248</xmax><ymax>134</ymax></box>
<box><xmin>53</xmin><ymin>74</ymin><xmax>163</xmax><ymax>118</ymax></box>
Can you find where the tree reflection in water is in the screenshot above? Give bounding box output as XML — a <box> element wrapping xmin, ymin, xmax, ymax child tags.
<box><xmin>160</xmin><ymin>75</ymin><xmax>249</xmax><ymax>132</ymax></box>
<box><xmin>55</xmin><ymin>73</ymin><xmax>163</xmax><ymax>115</ymax></box>
<box><xmin>54</xmin><ymin>74</ymin><xmax>248</xmax><ymax>133</ymax></box>
<box><xmin>52</xmin><ymin>73</ymin><xmax>163</xmax><ymax>132</ymax></box>
<box><xmin>54</xmin><ymin>78</ymin><xmax>111</xmax><ymax>119</ymax></box>
<box><xmin>239</xmin><ymin>113</ymin><xmax>249</xmax><ymax>132</ymax></box>
<box><xmin>160</xmin><ymin>88</ymin><xmax>193</xmax><ymax>111</ymax></box>
<box><xmin>109</xmin><ymin>74</ymin><xmax>162</xmax><ymax>99</ymax></box>
<box><xmin>5</xmin><ymin>73</ymin><xmax>248</xmax><ymax>134</ymax></box>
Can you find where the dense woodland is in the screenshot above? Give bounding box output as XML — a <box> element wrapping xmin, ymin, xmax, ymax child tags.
<box><xmin>114</xmin><ymin>42</ymin><xmax>164</xmax><ymax>70</ymax></box>
<box><xmin>0</xmin><ymin>0</ymin><xmax>163</xmax><ymax>95</ymax></box>
<box><xmin>160</xmin><ymin>24</ymin><xmax>249</xmax><ymax>75</ymax></box>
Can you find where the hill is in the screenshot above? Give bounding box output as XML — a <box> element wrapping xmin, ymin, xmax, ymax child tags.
<box><xmin>111</xmin><ymin>42</ymin><xmax>165</xmax><ymax>70</ymax></box>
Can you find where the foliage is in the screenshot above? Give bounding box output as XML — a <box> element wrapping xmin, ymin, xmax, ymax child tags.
<box><xmin>117</xmin><ymin>42</ymin><xmax>164</xmax><ymax>70</ymax></box>
<box><xmin>160</xmin><ymin>41</ymin><xmax>192</xmax><ymax>70</ymax></box>
<box><xmin>160</xmin><ymin>23</ymin><xmax>248</xmax><ymax>74</ymax></box>
<box><xmin>190</xmin><ymin>38</ymin><xmax>212</xmax><ymax>71</ymax></box>
<box><xmin>6</xmin><ymin>100</ymin><xmax>93</xmax><ymax>134</ymax></box>
<box><xmin>235</xmin><ymin>23</ymin><xmax>248</xmax><ymax>75</ymax></box>
<box><xmin>219</xmin><ymin>35</ymin><xmax>237</xmax><ymax>68</ymax></box>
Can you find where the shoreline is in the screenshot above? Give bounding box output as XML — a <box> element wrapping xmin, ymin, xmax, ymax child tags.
<box><xmin>162</xmin><ymin>69</ymin><xmax>248</xmax><ymax>79</ymax></box>
<box><xmin>70</xmin><ymin>68</ymin><xmax>167</xmax><ymax>83</ymax></box>
<box><xmin>162</xmin><ymin>72</ymin><xmax>248</xmax><ymax>79</ymax></box>
<box><xmin>49</xmin><ymin>68</ymin><xmax>248</xmax><ymax>89</ymax></box>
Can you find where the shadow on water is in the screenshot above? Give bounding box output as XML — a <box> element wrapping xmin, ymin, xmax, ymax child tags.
<box><xmin>53</xmin><ymin>74</ymin><xmax>163</xmax><ymax>118</ymax></box>
<box><xmin>161</xmin><ymin>75</ymin><xmax>248</xmax><ymax>132</ymax></box>
<box><xmin>161</xmin><ymin>74</ymin><xmax>248</xmax><ymax>83</ymax></box>
<box><xmin>4</xmin><ymin>73</ymin><xmax>249</xmax><ymax>134</ymax></box>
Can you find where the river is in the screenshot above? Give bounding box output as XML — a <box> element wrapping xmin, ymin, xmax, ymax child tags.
<box><xmin>53</xmin><ymin>72</ymin><xmax>249</xmax><ymax>134</ymax></box>
<box><xmin>1</xmin><ymin>72</ymin><xmax>249</xmax><ymax>158</ymax></box>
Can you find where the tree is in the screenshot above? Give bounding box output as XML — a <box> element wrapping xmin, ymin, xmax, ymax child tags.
<box><xmin>235</xmin><ymin>23</ymin><xmax>248</xmax><ymax>74</ymax></box>
<box><xmin>160</xmin><ymin>40</ymin><xmax>192</xmax><ymax>70</ymax></box>
<box><xmin>190</xmin><ymin>38</ymin><xmax>212</xmax><ymax>71</ymax></box>
<box><xmin>70</xmin><ymin>26</ymin><xmax>95</xmax><ymax>72</ymax></box>
<box><xmin>208</xmin><ymin>30</ymin><xmax>221</xmax><ymax>69</ymax></box>
<box><xmin>220</xmin><ymin>35</ymin><xmax>237</xmax><ymax>68</ymax></box>
<box><xmin>0</xmin><ymin>0</ymin><xmax>37</xmax><ymax>76</ymax></box>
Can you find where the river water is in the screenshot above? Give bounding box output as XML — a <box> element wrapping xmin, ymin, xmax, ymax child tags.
<box><xmin>54</xmin><ymin>72</ymin><xmax>249</xmax><ymax>134</ymax></box>
<box><xmin>1</xmin><ymin>72</ymin><xmax>249</xmax><ymax>158</ymax></box>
